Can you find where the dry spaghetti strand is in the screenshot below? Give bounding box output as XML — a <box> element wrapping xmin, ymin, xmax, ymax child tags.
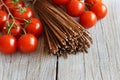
<box><xmin>27</xmin><ymin>0</ymin><xmax>93</xmax><ymax>57</ymax></box>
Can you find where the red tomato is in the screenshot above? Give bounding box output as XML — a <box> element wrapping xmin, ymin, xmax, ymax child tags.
<box><xmin>13</xmin><ymin>7</ymin><xmax>33</xmax><ymax>22</ymax></box>
<box><xmin>2</xmin><ymin>19</ymin><xmax>23</xmax><ymax>38</ymax></box>
<box><xmin>85</xmin><ymin>0</ymin><xmax>102</xmax><ymax>9</ymax></box>
<box><xmin>66</xmin><ymin>1</ymin><xmax>85</xmax><ymax>17</ymax></box>
<box><xmin>0</xmin><ymin>11</ymin><xmax>8</xmax><ymax>30</ymax></box>
<box><xmin>26</xmin><ymin>18</ymin><xmax>43</xmax><ymax>38</ymax></box>
<box><xmin>4</xmin><ymin>0</ymin><xmax>25</xmax><ymax>12</ymax></box>
<box><xmin>52</xmin><ymin>0</ymin><xmax>69</xmax><ymax>5</ymax></box>
<box><xmin>79</xmin><ymin>11</ymin><xmax>97</xmax><ymax>29</ymax></box>
<box><xmin>18</xmin><ymin>34</ymin><xmax>38</xmax><ymax>53</ymax></box>
<box><xmin>85</xmin><ymin>0</ymin><xmax>102</xmax><ymax>4</ymax></box>
<box><xmin>0</xmin><ymin>2</ymin><xmax>7</xmax><ymax>12</ymax></box>
<box><xmin>91</xmin><ymin>2</ymin><xmax>107</xmax><ymax>19</ymax></box>
<box><xmin>0</xmin><ymin>2</ymin><xmax>4</xmax><ymax>10</ymax></box>
<box><xmin>0</xmin><ymin>35</ymin><xmax>17</xmax><ymax>54</ymax></box>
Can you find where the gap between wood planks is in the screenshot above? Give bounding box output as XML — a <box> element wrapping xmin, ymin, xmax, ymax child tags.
<box><xmin>56</xmin><ymin>56</ymin><xmax>59</xmax><ymax>80</ymax></box>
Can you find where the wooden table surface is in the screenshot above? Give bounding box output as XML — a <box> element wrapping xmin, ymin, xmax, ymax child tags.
<box><xmin>0</xmin><ymin>0</ymin><xmax>120</xmax><ymax>80</ymax></box>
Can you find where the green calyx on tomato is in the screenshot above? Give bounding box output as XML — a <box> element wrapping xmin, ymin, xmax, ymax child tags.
<box><xmin>6</xmin><ymin>22</ymin><xmax>14</xmax><ymax>29</ymax></box>
<box><xmin>0</xmin><ymin>0</ymin><xmax>43</xmax><ymax>55</ymax></box>
<box><xmin>19</xmin><ymin>7</ymin><xmax>27</xmax><ymax>14</ymax></box>
<box><xmin>12</xmin><ymin>0</ymin><xmax>22</xmax><ymax>4</ymax></box>
<box><xmin>13</xmin><ymin>7</ymin><xmax>33</xmax><ymax>22</ymax></box>
<box><xmin>25</xmin><ymin>18</ymin><xmax>32</xmax><ymax>24</ymax></box>
<box><xmin>5</xmin><ymin>21</ymin><xmax>15</xmax><ymax>34</ymax></box>
<box><xmin>2</xmin><ymin>19</ymin><xmax>23</xmax><ymax>38</ymax></box>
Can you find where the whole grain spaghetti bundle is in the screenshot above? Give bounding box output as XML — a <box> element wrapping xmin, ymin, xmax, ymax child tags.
<box><xmin>28</xmin><ymin>0</ymin><xmax>93</xmax><ymax>57</ymax></box>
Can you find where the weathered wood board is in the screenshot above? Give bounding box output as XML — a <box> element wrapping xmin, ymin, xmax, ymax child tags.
<box><xmin>0</xmin><ymin>0</ymin><xmax>120</xmax><ymax>80</ymax></box>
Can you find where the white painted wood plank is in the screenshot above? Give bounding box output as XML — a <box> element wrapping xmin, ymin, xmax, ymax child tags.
<box><xmin>58</xmin><ymin>0</ymin><xmax>120</xmax><ymax>80</ymax></box>
<box><xmin>0</xmin><ymin>0</ymin><xmax>120</xmax><ymax>80</ymax></box>
<box><xmin>0</xmin><ymin>36</ymin><xmax>57</xmax><ymax>80</ymax></box>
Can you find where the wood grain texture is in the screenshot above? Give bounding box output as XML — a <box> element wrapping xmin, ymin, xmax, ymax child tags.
<box><xmin>0</xmin><ymin>36</ymin><xmax>57</xmax><ymax>80</ymax></box>
<box><xmin>58</xmin><ymin>0</ymin><xmax>120</xmax><ymax>80</ymax></box>
<box><xmin>0</xmin><ymin>0</ymin><xmax>120</xmax><ymax>80</ymax></box>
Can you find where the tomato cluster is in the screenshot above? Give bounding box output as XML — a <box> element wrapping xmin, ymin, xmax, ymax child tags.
<box><xmin>52</xmin><ymin>0</ymin><xmax>107</xmax><ymax>29</ymax></box>
<box><xmin>0</xmin><ymin>0</ymin><xmax>43</xmax><ymax>54</ymax></box>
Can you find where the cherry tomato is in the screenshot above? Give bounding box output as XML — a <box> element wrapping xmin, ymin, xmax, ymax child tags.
<box><xmin>0</xmin><ymin>11</ymin><xmax>8</xmax><ymax>30</ymax></box>
<box><xmin>79</xmin><ymin>11</ymin><xmax>97</xmax><ymax>29</ymax></box>
<box><xmin>0</xmin><ymin>35</ymin><xmax>17</xmax><ymax>54</ymax></box>
<box><xmin>85</xmin><ymin>0</ymin><xmax>102</xmax><ymax>4</ymax></box>
<box><xmin>18</xmin><ymin>34</ymin><xmax>38</xmax><ymax>53</ymax></box>
<box><xmin>0</xmin><ymin>2</ymin><xmax>7</xmax><ymax>12</ymax></box>
<box><xmin>52</xmin><ymin>0</ymin><xmax>69</xmax><ymax>5</ymax></box>
<box><xmin>13</xmin><ymin>7</ymin><xmax>33</xmax><ymax>22</ymax></box>
<box><xmin>2</xmin><ymin>19</ymin><xmax>23</xmax><ymax>38</ymax></box>
<box><xmin>4</xmin><ymin>0</ymin><xmax>25</xmax><ymax>12</ymax></box>
<box><xmin>0</xmin><ymin>2</ymin><xmax>4</xmax><ymax>10</ymax></box>
<box><xmin>91</xmin><ymin>2</ymin><xmax>107</xmax><ymax>19</ymax></box>
<box><xmin>66</xmin><ymin>1</ymin><xmax>85</xmax><ymax>17</ymax></box>
<box><xmin>84</xmin><ymin>0</ymin><xmax>102</xmax><ymax>9</ymax></box>
<box><xmin>25</xmin><ymin>18</ymin><xmax>43</xmax><ymax>38</ymax></box>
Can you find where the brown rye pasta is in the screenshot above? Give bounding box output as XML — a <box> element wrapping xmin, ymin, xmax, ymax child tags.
<box><xmin>27</xmin><ymin>0</ymin><xmax>93</xmax><ymax>57</ymax></box>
